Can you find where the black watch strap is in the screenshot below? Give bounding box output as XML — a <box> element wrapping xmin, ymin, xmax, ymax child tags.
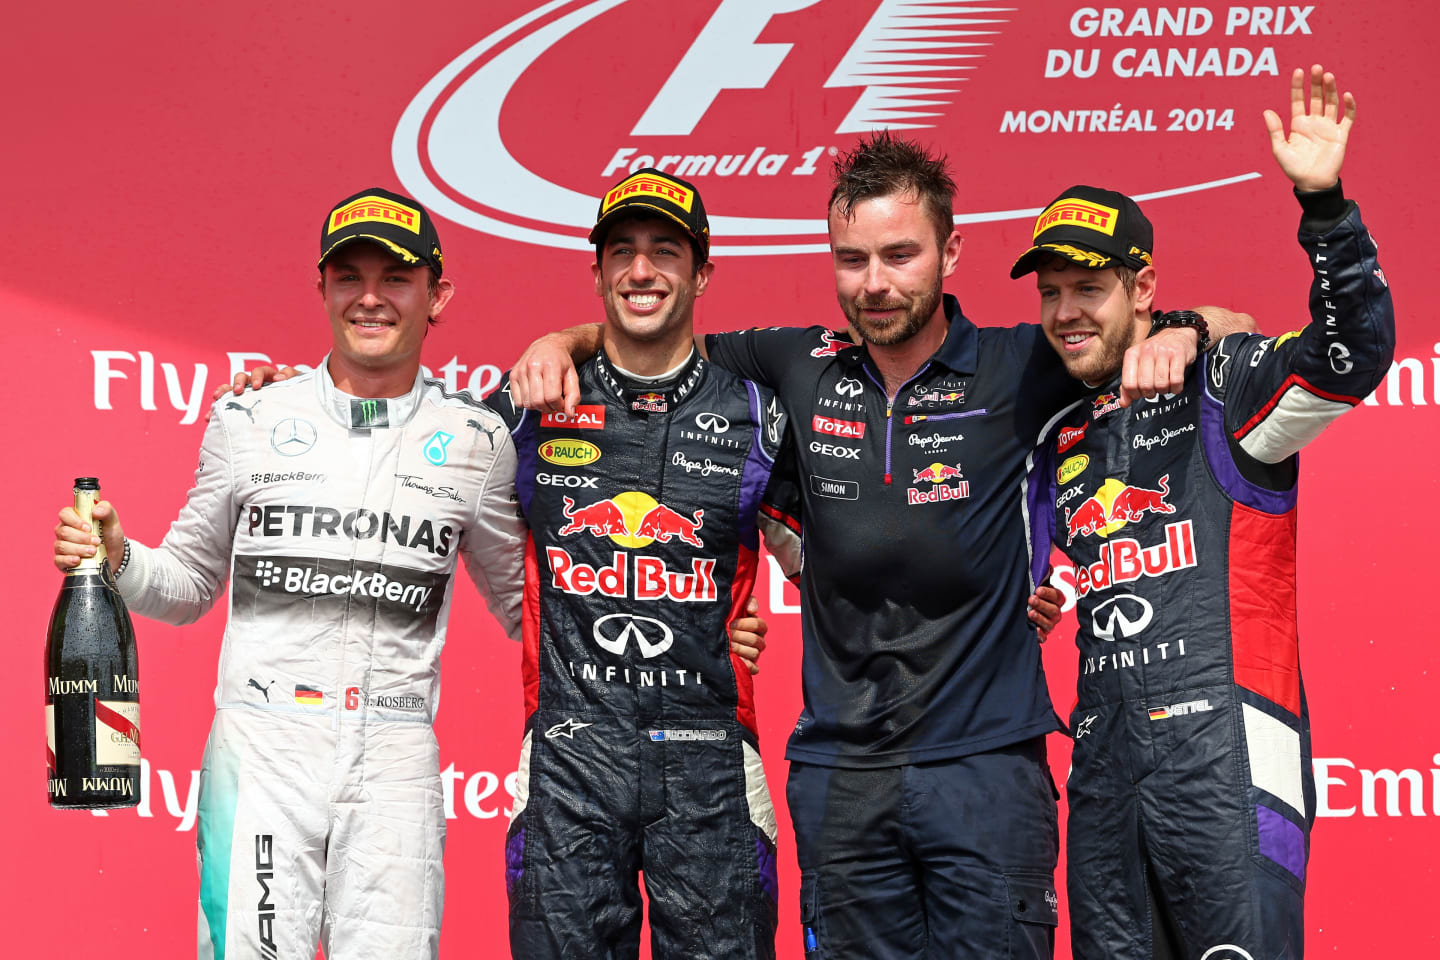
<box><xmin>1151</xmin><ymin>309</ymin><xmax>1212</xmax><ymax>352</ymax></box>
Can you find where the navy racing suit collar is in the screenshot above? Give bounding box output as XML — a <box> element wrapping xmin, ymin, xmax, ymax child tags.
<box><xmin>591</xmin><ymin>347</ymin><xmax>708</xmax><ymax>414</ymax></box>
<box><xmin>840</xmin><ymin>293</ymin><xmax>979</xmax><ymax>377</ymax></box>
<box><xmin>314</xmin><ymin>353</ymin><xmax>426</xmax><ymax>430</ymax></box>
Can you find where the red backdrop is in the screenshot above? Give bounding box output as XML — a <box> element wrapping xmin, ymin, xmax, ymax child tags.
<box><xmin>6</xmin><ymin>1</ymin><xmax>1436</xmax><ymax>955</ymax></box>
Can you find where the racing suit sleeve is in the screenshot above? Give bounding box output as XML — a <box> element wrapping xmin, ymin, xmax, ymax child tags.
<box><xmin>115</xmin><ymin>409</ymin><xmax>237</xmax><ymax>625</ymax></box>
<box><xmin>705</xmin><ymin>326</ymin><xmax>845</xmax><ymax>388</ymax></box>
<box><xmin>1210</xmin><ymin>185</ymin><xmax>1395</xmax><ymax>468</ymax></box>
<box><xmin>459</xmin><ymin>424</ymin><xmax>527</xmax><ymax>643</ymax></box>
<box><xmin>755</xmin><ymin>405</ymin><xmax>803</xmax><ymax>582</ymax></box>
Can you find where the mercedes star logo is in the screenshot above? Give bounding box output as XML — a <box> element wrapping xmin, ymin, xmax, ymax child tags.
<box><xmin>1091</xmin><ymin>595</ymin><xmax>1153</xmax><ymax>642</ymax></box>
<box><xmin>694</xmin><ymin>412</ymin><xmax>730</xmax><ymax>433</ymax></box>
<box><xmin>592</xmin><ymin>613</ymin><xmax>674</xmax><ymax>659</ymax></box>
<box><xmin>271</xmin><ymin>418</ymin><xmax>317</xmax><ymax>457</ymax></box>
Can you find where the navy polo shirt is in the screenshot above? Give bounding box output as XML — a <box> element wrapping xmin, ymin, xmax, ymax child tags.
<box><xmin>708</xmin><ymin>295</ymin><xmax>1083</xmax><ymax>767</ymax></box>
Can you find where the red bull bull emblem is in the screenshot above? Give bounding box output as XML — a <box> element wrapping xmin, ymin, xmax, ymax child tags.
<box><xmin>810</xmin><ymin>329</ymin><xmax>857</xmax><ymax>358</ymax></box>
<box><xmin>558</xmin><ymin>494</ymin><xmax>706</xmax><ymax>547</ymax></box>
<box><xmin>631</xmin><ymin>392</ymin><xmax>667</xmax><ymax>413</ymax></box>
<box><xmin>1092</xmin><ymin>393</ymin><xmax>1123</xmax><ymax>419</ymax></box>
<box><xmin>1063</xmin><ymin>475</ymin><xmax>1176</xmax><ymax>546</ymax></box>
<box><xmin>908</xmin><ymin>462</ymin><xmax>969</xmax><ymax>504</ymax></box>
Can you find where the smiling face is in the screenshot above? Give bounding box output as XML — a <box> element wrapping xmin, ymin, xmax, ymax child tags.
<box><xmin>318</xmin><ymin>242</ymin><xmax>453</xmax><ymax>383</ymax></box>
<box><xmin>829</xmin><ymin>192</ymin><xmax>960</xmax><ymax>347</ymax></box>
<box><xmin>1035</xmin><ymin>259</ymin><xmax>1154</xmax><ymax>383</ymax></box>
<box><xmin>592</xmin><ymin>214</ymin><xmax>712</xmax><ymax>348</ymax></box>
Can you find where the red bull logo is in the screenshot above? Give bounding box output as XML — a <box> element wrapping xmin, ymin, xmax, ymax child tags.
<box><xmin>1073</xmin><ymin>519</ymin><xmax>1197</xmax><ymax>598</ymax></box>
<box><xmin>908</xmin><ymin>461</ymin><xmax>968</xmax><ymax>504</ymax></box>
<box><xmin>810</xmin><ymin>329</ymin><xmax>857</xmax><ymax>358</ymax></box>
<box><xmin>1064</xmin><ymin>474</ymin><xmax>1176</xmax><ymax>545</ymax></box>
<box><xmin>546</xmin><ymin>548</ymin><xmax>717</xmax><ymax>603</ymax></box>
<box><xmin>558</xmin><ymin>493</ymin><xmax>705</xmax><ymax>548</ymax></box>
<box><xmin>632</xmin><ymin>392</ymin><xmax>667</xmax><ymax>413</ymax></box>
<box><xmin>1092</xmin><ymin>393</ymin><xmax>1123</xmax><ymax>419</ymax></box>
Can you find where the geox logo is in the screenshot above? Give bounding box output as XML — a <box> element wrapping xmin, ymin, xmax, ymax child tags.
<box><xmin>256</xmin><ymin>834</ymin><xmax>278</xmax><ymax>959</ymax></box>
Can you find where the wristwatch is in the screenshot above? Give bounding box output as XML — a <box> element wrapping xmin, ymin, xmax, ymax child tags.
<box><xmin>1151</xmin><ymin>309</ymin><xmax>1212</xmax><ymax>352</ymax></box>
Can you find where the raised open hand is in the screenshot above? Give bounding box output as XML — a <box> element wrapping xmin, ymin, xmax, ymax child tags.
<box><xmin>1264</xmin><ymin>64</ymin><xmax>1354</xmax><ymax>191</ymax></box>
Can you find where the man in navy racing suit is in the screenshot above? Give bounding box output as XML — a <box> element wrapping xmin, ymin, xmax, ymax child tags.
<box><xmin>1020</xmin><ymin>66</ymin><xmax>1394</xmax><ymax>959</ymax></box>
<box><xmin>488</xmin><ymin>169</ymin><xmax>803</xmax><ymax>959</ymax></box>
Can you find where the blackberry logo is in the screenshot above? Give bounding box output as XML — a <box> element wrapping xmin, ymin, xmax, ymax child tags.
<box><xmin>251</xmin><ymin>471</ymin><xmax>326</xmax><ymax>485</ymax></box>
<box><xmin>254</xmin><ymin>560</ymin><xmax>283</xmax><ymax>587</ymax></box>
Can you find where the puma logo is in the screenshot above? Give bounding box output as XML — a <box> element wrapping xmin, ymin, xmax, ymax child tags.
<box><xmin>466</xmin><ymin>419</ymin><xmax>503</xmax><ymax>450</ymax></box>
<box><xmin>247</xmin><ymin>678</ymin><xmax>275</xmax><ymax>702</ymax></box>
<box><xmin>225</xmin><ymin>399</ymin><xmax>260</xmax><ymax>423</ymax></box>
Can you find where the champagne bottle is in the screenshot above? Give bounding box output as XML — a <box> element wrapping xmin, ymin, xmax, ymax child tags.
<box><xmin>45</xmin><ymin>478</ymin><xmax>141</xmax><ymax>809</ymax></box>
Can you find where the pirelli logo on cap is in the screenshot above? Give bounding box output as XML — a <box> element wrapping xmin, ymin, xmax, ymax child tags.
<box><xmin>329</xmin><ymin>196</ymin><xmax>422</xmax><ymax>235</ymax></box>
<box><xmin>603</xmin><ymin>174</ymin><xmax>693</xmax><ymax>213</ymax></box>
<box><xmin>1033</xmin><ymin>198</ymin><xmax>1118</xmax><ymax>239</ymax></box>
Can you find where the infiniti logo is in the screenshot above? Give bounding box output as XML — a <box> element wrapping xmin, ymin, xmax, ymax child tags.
<box><xmin>1091</xmin><ymin>594</ymin><xmax>1153</xmax><ymax>641</ymax></box>
<box><xmin>835</xmin><ymin>377</ymin><xmax>863</xmax><ymax>398</ymax></box>
<box><xmin>593</xmin><ymin>613</ymin><xmax>675</xmax><ymax>659</ymax></box>
<box><xmin>695</xmin><ymin>412</ymin><xmax>730</xmax><ymax>434</ymax></box>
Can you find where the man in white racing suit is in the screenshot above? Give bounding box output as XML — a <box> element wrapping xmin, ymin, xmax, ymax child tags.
<box><xmin>53</xmin><ymin>187</ymin><xmax>526</xmax><ymax>958</ymax></box>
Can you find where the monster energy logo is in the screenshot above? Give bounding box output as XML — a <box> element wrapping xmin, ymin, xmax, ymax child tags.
<box><xmin>350</xmin><ymin>398</ymin><xmax>389</xmax><ymax>429</ymax></box>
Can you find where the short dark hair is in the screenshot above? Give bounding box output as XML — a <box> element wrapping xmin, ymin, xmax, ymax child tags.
<box><xmin>829</xmin><ymin>131</ymin><xmax>957</xmax><ymax>251</ymax></box>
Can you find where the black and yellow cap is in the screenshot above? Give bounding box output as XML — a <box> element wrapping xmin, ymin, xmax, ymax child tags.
<box><xmin>319</xmin><ymin>187</ymin><xmax>444</xmax><ymax>276</ymax></box>
<box><xmin>1010</xmin><ymin>185</ymin><xmax>1153</xmax><ymax>279</ymax></box>
<box><xmin>589</xmin><ymin>168</ymin><xmax>710</xmax><ymax>262</ymax></box>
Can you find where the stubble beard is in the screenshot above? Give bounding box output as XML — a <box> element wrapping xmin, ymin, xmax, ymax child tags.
<box><xmin>842</xmin><ymin>270</ymin><xmax>944</xmax><ymax>348</ymax></box>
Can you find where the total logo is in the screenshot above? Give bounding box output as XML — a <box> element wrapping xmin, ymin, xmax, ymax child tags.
<box><xmin>541</xmin><ymin>405</ymin><xmax>606</xmax><ymax>430</ymax></box>
<box><xmin>1064</xmin><ymin>475</ymin><xmax>1176</xmax><ymax>546</ymax></box>
<box><xmin>558</xmin><ymin>492</ymin><xmax>705</xmax><ymax>547</ymax></box>
<box><xmin>394</xmin><ymin>1</ymin><xmax>1263</xmax><ymax>254</ymax></box>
